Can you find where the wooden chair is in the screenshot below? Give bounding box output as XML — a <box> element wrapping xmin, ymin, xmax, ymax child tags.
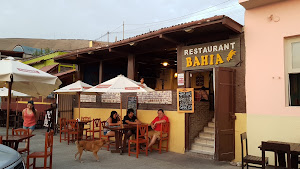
<box><xmin>150</xmin><ymin>122</ymin><xmax>170</xmax><ymax>154</ymax></box>
<box><xmin>86</xmin><ymin>118</ymin><xmax>101</xmax><ymax>140</ymax></box>
<box><xmin>240</xmin><ymin>132</ymin><xmax>268</xmax><ymax>169</ymax></box>
<box><xmin>26</xmin><ymin>131</ymin><xmax>54</xmax><ymax>169</ymax></box>
<box><xmin>81</xmin><ymin>117</ymin><xmax>91</xmax><ymax>139</ymax></box>
<box><xmin>262</xmin><ymin>141</ymin><xmax>291</xmax><ymax>169</ymax></box>
<box><xmin>100</xmin><ymin>121</ymin><xmax>114</xmax><ymax>151</ymax></box>
<box><xmin>59</xmin><ymin>118</ymin><xmax>68</xmax><ymax>143</ymax></box>
<box><xmin>0</xmin><ymin>136</ymin><xmax>2</xmax><ymax>144</ymax></box>
<box><xmin>67</xmin><ymin>119</ymin><xmax>80</xmax><ymax>145</ymax></box>
<box><xmin>12</xmin><ymin>128</ymin><xmax>30</xmax><ymax>155</ymax></box>
<box><xmin>128</xmin><ymin>124</ymin><xmax>149</xmax><ymax>158</ymax></box>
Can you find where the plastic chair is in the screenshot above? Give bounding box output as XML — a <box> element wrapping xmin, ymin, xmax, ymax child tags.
<box><xmin>150</xmin><ymin>122</ymin><xmax>170</xmax><ymax>154</ymax></box>
<box><xmin>128</xmin><ymin>124</ymin><xmax>149</xmax><ymax>158</ymax></box>
<box><xmin>240</xmin><ymin>132</ymin><xmax>268</xmax><ymax>169</ymax></box>
<box><xmin>67</xmin><ymin>119</ymin><xmax>80</xmax><ymax>145</ymax></box>
<box><xmin>12</xmin><ymin>128</ymin><xmax>30</xmax><ymax>155</ymax></box>
<box><xmin>26</xmin><ymin>131</ymin><xmax>54</xmax><ymax>169</ymax></box>
<box><xmin>86</xmin><ymin>118</ymin><xmax>101</xmax><ymax>140</ymax></box>
<box><xmin>59</xmin><ymin>118</ymin><xmax>68</xmax><ymax>142</ymax></box>
<box><xmin>262</xmin><ymin>141</ymin><xmax>291</xmax><ymax>169</ymax></box>
<box><xmin>80</xmin><ymin>117</ymin><xmax>91</xmax><ymax>139</ymax></box>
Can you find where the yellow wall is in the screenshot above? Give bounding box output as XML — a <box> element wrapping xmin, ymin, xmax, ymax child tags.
<box><xmin>155</xmin><ymin>68</ymin><xmax>178</xmax><ymax>90</ymax></box>
<box><xmin>233</xmin><ymin>113</ymin><xmax>247</xmax><ymax>162</ymax></box>
<box><xmin>74</xmin><ymin>108</ymin><xmax>185</xmax><ymax>154</ymax></box>
<box><xmin>247</xmin><ymin>114</ymin><xmax>300</xmax><ymax>165</ymax></box>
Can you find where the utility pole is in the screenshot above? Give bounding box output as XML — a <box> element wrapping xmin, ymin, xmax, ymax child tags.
<box><xmin>107</xmin><ymin>31</ymin><xmax>109</xmax><ymax>45</ymax></box>
<box><xmin>123</xmin><ymin>21</ymin><xmax>124</xmax><ymax>40</ymax></box>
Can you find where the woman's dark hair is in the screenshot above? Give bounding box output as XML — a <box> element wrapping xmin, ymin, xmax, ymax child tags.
<box><xmin>127</xmin><ymin>109</ymin><xmax>134</xmax><ymax>116</ymax></box>
<box><xmin>158</xmin><ymin>109</ymin><xmax>164</xmax><ymax>113</ymax></box>
<box><xmin>110</xmin><ymin>111</ymin><xmax>118</xmax><ymax>119</ymax></box>
<box><xmin>28</xmin><ymin>100</ymin><xmax>36</xmax><ymax>115</ymax></box>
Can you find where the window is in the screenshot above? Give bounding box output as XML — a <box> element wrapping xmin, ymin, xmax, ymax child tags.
<box><xmin>285</xmin><ymin>37</ymin><xmax>300</xmax><ymax>106</ymax></box>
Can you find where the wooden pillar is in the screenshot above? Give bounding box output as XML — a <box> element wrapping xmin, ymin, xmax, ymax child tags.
<box><xmin>127</xmin><ymin>54</ymin><xmax>135</xmax><ymax>80</ymax></box>
<box><xmin>99</xmin><ymin>61</ymin><xmax>103</xmax><ymax>83</ymax></box>
<box><xmin>76</xmin><ymin>64</ymin><xmax>81</xmax><ymax>81</ymax></box>
<box><xmin>177</xmin><ymin>44</ymin><xmax>191</xmax><ymax>151</ymax></box>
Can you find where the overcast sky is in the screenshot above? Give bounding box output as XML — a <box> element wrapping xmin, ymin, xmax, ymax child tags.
<box><xmin>0</xmin><ymin>0</ymin><xmax>245</xmax><ymax>41</ymax></box>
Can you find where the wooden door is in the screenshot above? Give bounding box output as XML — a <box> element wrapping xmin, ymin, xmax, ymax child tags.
<box><xmin>58</xmin><ymin>94</ymin><xmax>73</xmax><ymax>123</ymax></box>
<box><xmin>215</xmin><ymin>67</ymin><xmax>235</xmax><ymax>161</ymax></box>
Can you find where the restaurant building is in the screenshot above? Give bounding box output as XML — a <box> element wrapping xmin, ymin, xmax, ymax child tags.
<box><xmin>54</xmin><ymin>15</ymin><xmax>246</xmax><ymax>162</ymax></box>
<box><xmin>239</xmin><ymin>0</ymin><xmax>300</xmax><ymax>165</ymax></box>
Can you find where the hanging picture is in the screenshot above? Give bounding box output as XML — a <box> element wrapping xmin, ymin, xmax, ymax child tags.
<box><xmin>196</xmin><ymin>74</ymin><xmax>204</xmax><ymax>86</ymax></box>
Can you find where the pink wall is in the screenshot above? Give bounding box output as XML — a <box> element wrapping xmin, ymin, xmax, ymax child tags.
<box><xmin>244</xmin><ymin>0</ymin><xmax>300</xmax><ymax>116</ymax></box>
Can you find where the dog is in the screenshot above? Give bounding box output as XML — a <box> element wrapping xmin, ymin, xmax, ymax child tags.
<box><xmin>75</xmin><ymin>139</ymin><xmax>106</xmax><ymax>163</ymax></box>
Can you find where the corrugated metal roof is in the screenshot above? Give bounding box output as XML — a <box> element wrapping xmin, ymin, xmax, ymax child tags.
<box><xmin>13</xmin><ymin>45</ymin><xmax>49</xmax><ymax>55</ymax></box>
<box><xmin>40</xmin><ymin>64</ymin><xmax>59</xmax><ymax>73</ymax></box>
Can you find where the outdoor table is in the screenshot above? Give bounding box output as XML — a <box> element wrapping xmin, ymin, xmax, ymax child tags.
<box><xmin>2</xmin><ymin>134</ymin><xmax>35</xmax><ymax>151</ymax></box>
<box><xmin>78</xmin><ymin>120</ymin><xmax>91</xmax><ymax>140</ymax></box>
<box><xmin>258</xmin><ymin>141</ymin><xmax>300</xmax><ymax>169</ymax></box>
<box><xmin>103</xmin><ymin>124</ymin><xmax>138</xmax><ymax>154</ymax></box>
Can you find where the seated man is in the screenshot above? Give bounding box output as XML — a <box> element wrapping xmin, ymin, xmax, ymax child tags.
<box><xmin>147</xmin><ymin>109</ymin><xmax>169</xmax><ymax>149</ymax></box>
<box><xmin>123</xmin><ymin>109</ymin><xmax>141</xmax><ymax>147</ymax></box>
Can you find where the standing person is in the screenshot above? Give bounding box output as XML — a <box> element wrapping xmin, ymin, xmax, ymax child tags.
<box><xmin>146</xmin><ymin>109</ymin><xmax>169</xmax><ymax>149</ymax></box>
<box><xmin>103</xmin><ymin>111</ymin><xmax>121</xmax><ymax>137</ymax></box>
<box><xmin>122</xmin><ymin>109</ymin><xmax>141</xmax><ymax>147</ymax></box>
<box><xmin>22</xmin><ymin>100</ymin><xmax>37</xmax><ymax>135</ymax></box>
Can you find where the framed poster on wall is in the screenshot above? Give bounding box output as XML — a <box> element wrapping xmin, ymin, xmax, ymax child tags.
<box><xmin>127</xmin><ymin>96</ymin><xmax>138</xmax><ymax>116</ymax></box>
<box><xmin>177</xmin><ymin>88</ymin><xmax>194</xmax><ymax>113</ymax></box>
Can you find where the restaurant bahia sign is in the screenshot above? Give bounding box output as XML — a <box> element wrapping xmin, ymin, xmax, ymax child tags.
<box><xmin>182</xmin><ymin>38</ymin><xmax>240</xmax><ymax>71</ymax></box>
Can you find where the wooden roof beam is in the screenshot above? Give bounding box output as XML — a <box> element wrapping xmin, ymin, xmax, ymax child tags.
<box><xmin>159</xmin><ymin>34</ymin><xmax>181</xmax><ymax>45</ymax></box>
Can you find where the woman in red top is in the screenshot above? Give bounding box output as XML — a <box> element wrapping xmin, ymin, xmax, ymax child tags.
<box><xmin>22</xmin><ymin>100</ymin><xmax>37</xmax><ymax>135</ymax></box>
<box><xmin>147</xmin><ymin>109</ymin><xmax>169</xmax><ymax>149</ymax></box>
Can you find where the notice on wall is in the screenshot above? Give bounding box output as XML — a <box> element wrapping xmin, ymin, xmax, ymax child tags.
<box><xmin>177</xmin><ymin>88</ymin><xmax>194</xmax><ymax>113</ymax></box>
<box><xmin>127</xmin><ymin>96</ymin><xmax>137</xmax><ymax>116</ymax></box>
<box><xmin>80</xmin><ymin>94</ymin><xmax>96</xmax><ymax>102</ymax></box>
<box><xmin>177</xmin><ymin>73</ymin><xmax>185</xmax><ymax>86</ymax></box>
<box><xmin>137</xmin><ymin>91</ymin><xmax>172</xmax><ymax>104</ymax></box>
<box><xmin>101</xmin><ymin>93</ymin><xmax>120</xmax><ymax>103</ymax></box>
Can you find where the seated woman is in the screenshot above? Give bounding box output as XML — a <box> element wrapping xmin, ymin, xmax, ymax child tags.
<box><xmin>103</xmin><ymin>111</ymin><xmax>121</xmax><ymax>137</ymax></box>
<box><xmin>122</xmin><ymin>109</ymin><xmax>141</xmax><ymax>147</ymax></box>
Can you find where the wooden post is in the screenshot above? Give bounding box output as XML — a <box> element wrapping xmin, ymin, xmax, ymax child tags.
<box><xmin>127</xmin><ymin>54</ymin><xmax>135</xmax><ymax>80</ymax></box>
<box><xmin>120</xmin><ymin>94</ymin><xmax>122</xmax><ymax>121</ymax></box>
<box><xmin>99</xmin><ymin>61</ymin><xmax>103</xmax><ymax>83</ymax></box>
<box><xmin>6</xmin><ymin>81</ymin><xmax>12</xmax><ymax>138</ymax></box>
<box><xmin>78</xmin><ymin>92</ymin><xmax>81</xmax><ymax>119</ymax></box>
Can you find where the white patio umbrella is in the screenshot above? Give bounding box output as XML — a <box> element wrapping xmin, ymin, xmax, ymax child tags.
<box><xmin>85</xmin><ymin>74</ymin><xmax>154</xmax><ymax>119</ymax></box>
<box><xmin>0</xmin><ymin>87</ymin><xmax>31</xmax><ymax>116</ymax></box>
<box><xmin>54</xmin><ymin>80</ymin><xmax>93</xmax><ymax>119</ymax></box>
<box><xmin>0</xmin><ymin>57</ymin><xmax>62</xmax><ymax>137</ymax></box>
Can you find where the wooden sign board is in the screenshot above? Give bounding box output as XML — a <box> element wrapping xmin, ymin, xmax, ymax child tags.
<box><xmin>182</xmin><ymin>37</ymin><xmax>241</xmax><ymax>71</ymax></box>
<box><xmin>177</xmin><ymin>88</ymin><xmax>194</xmax><ymax>113</ymax></box>
<box><xmin>127</xmin><ymin>96</ymin><xmax>138</xmax><ymax>116</ymax></box>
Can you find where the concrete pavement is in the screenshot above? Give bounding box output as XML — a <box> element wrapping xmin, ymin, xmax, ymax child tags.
<box><xmin>1</xmin><ymin>128</ymin><xmax>239</xmax><ymax>169</ymax></box>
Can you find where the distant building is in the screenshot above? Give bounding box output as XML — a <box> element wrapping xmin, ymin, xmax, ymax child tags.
<box><xmin>13</xmin><ymin>45</ymin><xmax>52</xmax><ymax>58</ymax></box>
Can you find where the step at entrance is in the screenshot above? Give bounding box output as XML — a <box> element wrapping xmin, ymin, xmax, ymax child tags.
<box><xmin>189</xmin><ymin>118</ymin><xmax>215</xmax><ymax>159</ymax></box>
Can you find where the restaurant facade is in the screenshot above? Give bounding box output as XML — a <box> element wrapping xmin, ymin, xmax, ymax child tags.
<box><xmin>54</xmin><ymin>15</ymin><xmax>246</xmax><ymax>162</ymax></box>
<box><xmin>239</xmin><ymin>0</ymin><xmax>300</xmax><ymax>165</ymax></box>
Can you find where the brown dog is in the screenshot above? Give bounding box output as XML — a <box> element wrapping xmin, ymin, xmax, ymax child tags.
<box><xmin>75</xmin><ymin>139</ymin><xmax>106</xmax><ymax>163</ymax></box>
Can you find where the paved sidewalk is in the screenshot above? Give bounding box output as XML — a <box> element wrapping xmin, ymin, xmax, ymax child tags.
<box><xmin>1</xmin><ymin>128</ymin><xmax>239</xmax><ymax>169</ymax></box>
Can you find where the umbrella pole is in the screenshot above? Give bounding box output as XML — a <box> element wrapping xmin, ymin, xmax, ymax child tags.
<box><xmin>120</xmin><ymin>94</ymin><xmax>122</xmax><ymax>121</ymax></box>
<box><xmin>78</xmin><ymin>92</ymin><xmax>81</xmax><ymax>119</ymax></box>
<box><xmin>6</xmin><ymin>81</ymin><xmax>12</xmax><ymax>138</ymax></box>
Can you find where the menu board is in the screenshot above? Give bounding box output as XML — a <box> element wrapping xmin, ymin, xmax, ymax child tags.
<box><xmin>177</xmin><ymin>88</ymin><xmax>194</xmax><ymax>113</ymax></box>
<box><xmin>101</xmin><ymin>93</ymin><xmax>120</xmax><ymax>103</ymax></box>
<box><xmin>127</xmin><ymin>96</ymin><xmax>137</xmax><ymax>116</ymax></box>
<box><xmin>137</xmin><ymin>91</ymin><xmax>172</xmax><ymax>104</ymax></box>
<box><xmin>80</xmin><ymin>94</ymin><xmax>96</xmax><ymax>102</ymax></box>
